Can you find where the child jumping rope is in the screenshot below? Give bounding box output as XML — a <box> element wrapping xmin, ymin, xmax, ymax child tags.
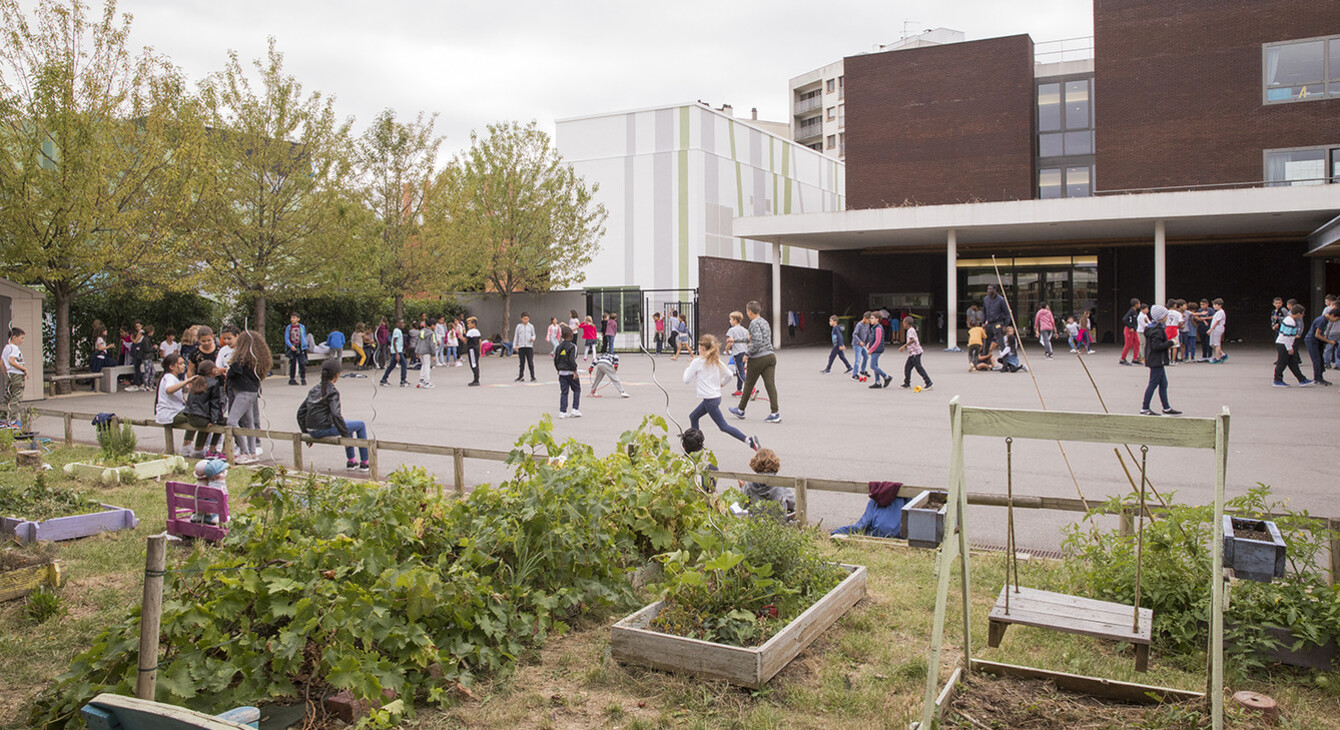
<box><xmin>684</xmin><ymin>334</ymin><xmax>759</xmax><ymax>451</ymax></box>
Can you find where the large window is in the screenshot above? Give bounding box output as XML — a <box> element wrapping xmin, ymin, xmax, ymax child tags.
<box><xmin>1264</xmin><ymin>36</ymin><xmax>1340</xmax><ymax>103</ymax></box>
<box><xmin>1265</xmin><ymin>145</ymin><xmax>1340</xmax><ymax>186</ymax></box>
<box><xmin>1039</xmin><ymin>165</ymin><xmax>1094</xmax><ymax>199</ymax></box>
<box><xmin>1038</xmin><ymin>78</ymin><xmax>1094</xmax><ymax>158</ymax></box>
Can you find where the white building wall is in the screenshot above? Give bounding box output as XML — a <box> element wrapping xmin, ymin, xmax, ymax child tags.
<box><xmin>556</xmin><ymin>103</ymin><xmax>844</xmax><ymax>292</ymax></box>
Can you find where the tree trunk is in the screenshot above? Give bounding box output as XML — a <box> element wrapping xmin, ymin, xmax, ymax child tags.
<box><xmin>501</xmin><ymin>291</ymin><xmax>511</xmax><ymax>341</ymax></box>
<box><xmin>253</xmin><ymin>293</ymin><xmax>267</xmax><ymax>344</ymax></box>
<box><xmin>394</xmin><ymin>293</ymin><xmax>404</xmax><ymax>323</ymax></box>
<box><xmin>53</xmin><ymin>291</ymin><xmax>71</xmax><ymax>395</ymax></box>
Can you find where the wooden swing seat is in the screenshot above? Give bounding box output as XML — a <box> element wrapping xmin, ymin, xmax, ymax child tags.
<box><xmin>988</xmin><ymin>586</ymin><xmax>1153</xmax><ymax>672</ymax></box>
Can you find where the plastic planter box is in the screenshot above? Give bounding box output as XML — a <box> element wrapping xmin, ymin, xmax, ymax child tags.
<box><xmin>1222</xmin><ymin>516</ymin><xmax>1285</xmax><ymax>583</ymax></box>
<box><xmin>610</xmin><ymin>564</ymin><xmax>866</xmax><ymax>688</ymax></box>
<box><xmin>902</xmin><ymin>490</ymin><xmax>948</xmax><ymax>548</ymax></box>
<box><xmin>64</xmin><ymin>454</ymin><xmax>188</xmax><ymax>485</ymax></box>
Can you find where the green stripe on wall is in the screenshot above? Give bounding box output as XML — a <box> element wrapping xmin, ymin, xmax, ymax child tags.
<box><xmin>730</xmin><ymin>120</ymin><xmax>745</xmax><ymax>259</ymax></box>
<box><xmin>678</xmin><ymin>106</ymin><xmax>690</xmax><ymax>289</ymax></box>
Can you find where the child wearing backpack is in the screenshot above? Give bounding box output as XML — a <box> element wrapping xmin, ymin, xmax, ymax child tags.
<box><xmin>553</xmin><ymin>324</ymin><xmax>582</xmax><ymax>418</ymax></box>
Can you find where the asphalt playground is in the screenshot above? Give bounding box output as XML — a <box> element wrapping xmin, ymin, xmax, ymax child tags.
<box><xmin>36</xmin><ymin>344</ymin><xmax>1340</xmax><ymax>553</ymax></box>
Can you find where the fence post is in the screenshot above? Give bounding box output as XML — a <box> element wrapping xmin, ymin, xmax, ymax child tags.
<box><xmin>223</xmin><ymin>427</ymin><xmax>234</xmax><ymax>463</ymax></box>
<box><xmin>163</xmin><ymin>425</ymin><xmax>175</xmax><ymax>455</ymax></box>
<box><xmin>292</xmin><ymin>433</ymin><xmax>304</xmax><ymax>471</ymax></box>
<box><xmin>1330</xmin><ymin>519</ymin><xmax>1340</xmax><ymax>586</ymax></box>
<box><xmin>136</xmin><ymin>534</ymin><xmax>166</xmax><ymax>700</ymax></box>
<box><xmin>453</xmin><ymin>448</ymin><xmax>465</xmax><ymax>497</ymax></box>
<box><xmin>63</xmin><ymin>413</ymin><xmax>73</xmax><ymax>446</ymax></box>
<box><xmin>369</xmin><ymin>440</ymin><xmax>379</xmax><ymax>482</ymax></box>
<box><xmin>1119</xmin><ymin>506</ymin><xmax>1134</xmax><ymax>538</ymax></box>
<box><xmin>796</xmin><ymin>477</ymin><xmax>808</xmax><ymax>528</ymax></box>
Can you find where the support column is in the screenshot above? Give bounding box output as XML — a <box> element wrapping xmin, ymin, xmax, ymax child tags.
<box><xmin>771</xmin><ymin>240</ymin><xmax>782</xmax><ymax>349</ymax></box>
<box><xmin>946</xmin><ymin>229</ymin><xmax>960</xmax><ymax>351</ymax></box>
<box><xmin>1154</xmin><ymin>220</ymin><xmax>1166</xmax><ymax>307</ymax></box>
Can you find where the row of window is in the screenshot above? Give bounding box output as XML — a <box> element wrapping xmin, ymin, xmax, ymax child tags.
<box><xmin>826</xmin><ymin>76</ymin><xmax>845</xmax><ymax>98</ymax></box>
<box><xmin>1264</xmin><ymin>35</ymin><xmax>1340</xmax><ymax>103</ymax></box>
<box><xmin>1265</xmin><ymin>145</ymin><xmax>1340</xmax><ymax>186</ymax></box>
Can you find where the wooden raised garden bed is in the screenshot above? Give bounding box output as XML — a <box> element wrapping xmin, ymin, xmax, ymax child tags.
<box><xmin>2</xmin><ymin>504</ymin><xmax>139</xmax><ymax>544</ymax></box>
<box><xmin>63</xmin><ymin>453</ymin><xmax>188</xmax><ymax>485</ymax></box>
<box><xmin>1222</xmin><ymin>516</ymin><xmax>1285</xmax><ymax>583</ymax></box>
<box><xmin>610</xmin><ymin>564</ymin><xmax>866</xmax><ymax>688</ymax></box>
<box><xmin>902</xmin><ymin>490</ymin><xmax>948</xmax><ymax>548</ymax></box>
<box><xmin>0</xmin><ymin>558</ymin><xmax>64</xmax><ymax>602</ymax></box>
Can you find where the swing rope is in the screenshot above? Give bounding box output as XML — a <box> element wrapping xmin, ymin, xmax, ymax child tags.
<box><xmin>1004</xmin><ymin>438</ymin><xmax>1020</xmax><ymax>615</ymax></box>
<box><xmin>1134</xmin><ymin>445</ymin><xmax>1148</xmax><ymax>633</ymax></box>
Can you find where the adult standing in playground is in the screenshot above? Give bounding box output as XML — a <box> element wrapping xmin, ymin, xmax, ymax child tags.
<box><xmin>728</xmin><ymin>301</ymin><xmax>780</xmax><ymax>424</ymax></box>
<box><xmin>982</xmin><ymin>285</ymin><xmax>1010</xmax><ymax>349</ymax></box>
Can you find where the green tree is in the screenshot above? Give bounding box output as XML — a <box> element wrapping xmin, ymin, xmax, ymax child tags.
<box><xmin>0</xmin><ymin>0</ymin><xmax>206</xmax><ymax>378</ymax></box>
<box><xmin>433</xmin><ymin>120</ymin><xmax>606</xmax><ymax>334</ymax></box>
<box><xmin>195</xmin><ymin>38</ymin><xmax>356</xmax><ymax>337</ymax></box>
<box><xmin>354</xmin><ymin>108</ymin><xmax>447</xmax><ymax>321</ymax></box>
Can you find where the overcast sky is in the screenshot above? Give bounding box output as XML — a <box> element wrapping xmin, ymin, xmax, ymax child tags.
<box><xmin>60</xmin><ymin>0</ymin><xmax>1092</xmax><ymax>155</ymax></box>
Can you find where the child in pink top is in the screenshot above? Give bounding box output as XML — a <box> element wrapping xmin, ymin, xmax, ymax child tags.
<box><xmin>898</xmin><ymin>317</ymin><xmax>932</xmax><ymax>390</ymax></box>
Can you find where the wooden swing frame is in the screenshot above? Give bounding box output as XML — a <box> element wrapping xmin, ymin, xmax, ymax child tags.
<box><xmin>915</xmin><ymin>397</ymin><xmax>1229</xmax><ymax>730</ymax></box>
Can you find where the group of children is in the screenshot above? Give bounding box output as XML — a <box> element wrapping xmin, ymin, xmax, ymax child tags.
<box><xmin>1118</xmin><ymin>297</ymin><xmax>1229</xmax><ymax>368</ymax></box>
<box><xmin>150</xmin><ymin>325</ymin><xmax>273</xmax><ymax>464</ymax></box>
<box><xmin>1271</xmin><ymin>295</ymin><xmax>1340</xmax><ymax>388</ymax></box>
<box><xmin>826</xmin><ymin>311</ymin><xmax>934</xmax><ymax>389</ymax></box>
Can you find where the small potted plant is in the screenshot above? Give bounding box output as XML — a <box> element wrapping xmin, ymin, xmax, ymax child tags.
<box><xmin>1222</xmin><ymin>515</ymin><xmax>1286</xmax><ymax>583</ymax></box>
<box><xmin>63</xmin><ymin>419</ymin><xmax>187</xmax><ymax>484</ymax></box>
<box><xmin>902</xmin><ymin>490</ymin><xmax>948</xmax><ymax>548</ymax></box>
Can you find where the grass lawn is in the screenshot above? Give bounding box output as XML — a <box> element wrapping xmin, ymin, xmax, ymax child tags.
<box><xmin>2</xmin><ymin>447</ymin><xmax>1337</xmax><ymax>729</ymax></box>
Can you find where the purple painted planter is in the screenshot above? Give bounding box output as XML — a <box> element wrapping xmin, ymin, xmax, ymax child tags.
<box><xmin>1</xmin><ymin>504</ymin><xmax>139</xmax><ymax>544</ymax></box>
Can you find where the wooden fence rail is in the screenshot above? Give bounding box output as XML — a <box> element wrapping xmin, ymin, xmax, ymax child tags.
<box><xmin>27</xmin><ymin>406</ymin><xmax>1340</xmax><ymax>581</ymax></box>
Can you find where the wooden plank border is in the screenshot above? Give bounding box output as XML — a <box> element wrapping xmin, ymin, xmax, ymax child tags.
<box><xmin>960</xmin><ymin>407</ymin><xmax>1217</xmax><ymax>449</ymax></box>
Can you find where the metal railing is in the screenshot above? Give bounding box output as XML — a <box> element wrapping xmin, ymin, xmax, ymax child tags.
<box><xmin>26</xmin><ymin>406</ymin><xmax>1340</xmax><ymax>582</ymax></box>
<box><xmin>794</xmin><ymin>96</ymin><xmax>822</xmax><ymax>114</ymax></box>
<box><xmin>795</xmin><ymin>119</ymin><xmax>823</xmax><ymax>140</ymax></box>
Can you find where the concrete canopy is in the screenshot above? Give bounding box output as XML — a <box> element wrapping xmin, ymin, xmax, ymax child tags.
<box><xmin>733</xmin><ymin>186</ymin><xmax>1340</xmax><ymax>251</ymax></box>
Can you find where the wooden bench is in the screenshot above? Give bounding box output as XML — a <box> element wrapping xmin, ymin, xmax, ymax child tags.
<box><xmin>987</xmin><ymin>586</ymin><xmax>1153</xmax><ymax>672</ymax></box>
<box><xmin>271</xmin><ymin>349</ymin><xmax>355</xmax><ymax>373</ymax></box>
<box><xmin>44</xmin><ymin>372</ymin><xmax>103</xmax><ymax>395</ymax></box>
<box><xmin>82</xmin><ymin>692</ymin><xmax>258</xmax><ymax>729</ymax></box>
<box><xmin>165</xmin><ymin>481</ymin><xmax>230</xmax><ymax>542</ymax></box>
<box><xmin>100</xmin><ymin>365</ymin><xmax>138</xmax><ymax>393</ymax></box>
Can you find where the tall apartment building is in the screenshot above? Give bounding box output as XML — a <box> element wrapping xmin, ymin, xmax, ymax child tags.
<box><xmin>735</xmin><ymin>0</ymin><xmax>1340</xmax><ymax>347</ymax></box>
<box><xmin>788</xmin><ymin>28</ymin><xmax>965</xmax><ymax>161</ymax></box>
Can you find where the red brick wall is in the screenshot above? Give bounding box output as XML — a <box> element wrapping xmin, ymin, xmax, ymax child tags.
<box><xmin>845</xmin><ymin>35</ymin><xmax>1036</xmax><ymax>208</ymax></box>
<box><xmin>698</xmin><ymin>257</ymin><xmax>833</xmax><ymax>347</ymax></box>
<box><xmin>1095</xmin><ymin>0</ymin><xmax>1340</xmax><ymax>190</ymax></box>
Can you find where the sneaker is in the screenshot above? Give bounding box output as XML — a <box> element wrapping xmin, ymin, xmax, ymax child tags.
<box><xmin>900</xmin><ymin>383</ymin><xmax>912</xmax><ymax>389</ymax></box>
<box><xmin>869</xmin><ymin>382</ymin><xmax>884</xmax><ymax>389</ymax></box>
<box><xmin>732</xmin><ymin>390</ymin><xmax>743</xmax><ymax>396</ymax></box>
<box><xmin>821</xmin><ymin>369</ymin><xmax>830</xmax><ymax>374</ymax></box>
<box><xmin>883</xmin><ymin>376</ymin><xmax>893</xmax><ymax>388</ymax></box>
<box><xmin>234</xmin><ymin>454</ymin><xmax>257</xmax><ymax>465</ymax></box>
<box><xmin>514</xmin><ymin>377</ymin><xmax>524</xmax><ymax>382</ymax></box>
<box><xmin>300</xmin><ymin>380</ymin><xmax>307</xmax><ymax>386</ymax></box>
<box><xmin>346</xmin><ymin>460</ymin><xmax>360</xmax><ymax>471</ymax></box>
<box><xmin>746</xmin><ymin>435</ymin><xmax>760</xmax><ymax>452</ymax></box>
<box><xmin>1319</xmin><ymin>380</ymin><xmax>1334</xmax><ymax>387</ymax></box>
<box><xmin>530</xmin><ymin>377</ymin><xmax>537</xmax><ymax>382</ymax></box>
<box><xmin>1162</xmin><ymin>408</ymin><xmax>1182</xmax><ymax>415</ymax></box>
<box><xmin>1139</xmin><ymin>409</ymin><xmax>1156</xmax><ymax>415</ymax></box>
<box><xmin>570</xmin><ymin>409</ymin><xmax>583</xmax><ymax>418</ymax></box>
<box><xmin>468</xmin><ymin>381</ymin><xmax>480</xmax><ymax>387</ymax></box>
<box><xmin>1298</xmin><ymin>379</ymin><xmax>1315</xmax><ymax>387</ymax></box>
<box><xmin>421</xmin><ymin>382</ymin><xmax>435</xmax><ymax>389</ymax></box>
<box><xmin>729</xmin><ymin>406</ymin><xmax>746</xmax><ymax>419</ymax></box>
<box><xmin>1272</xmin><ymin>381</ymin><xmax>1289</xmax><ymax>388</ymax></box>
<box><xmin>379</xmin><ymin>380</ymin><xmax>390</xmax><ymax>386</ymax></box>
<box><xmin>1221</xmin><ymin>354</ymin><xmax>1229</xmax><ymax>362</ymax></box>
<box><xmin>1069</xmin><ymin>348</ymin><xmax>1077</xmax><ymax>353</ymax></box>
<box><xmin>400</xmin><ymin>381</ymin><xmax>410</xmax><ymax>387</ymax></box>
<box><xmin>358</xmin><ymin>462</ymin><xmax>370</xmax><ymax>473</ymax></box>
<box><xmin>557</xmin><ymin>411</ymin><xmax>571</xmax><ymax>419</ymax></box>
<box><xmin>1086</xmin><ymin>350</ymin><xmax>1095</xmax><ymax>354</ymax></box>
<box><xmin>764</xmin><ymin>412</ymin><xmax>781</xmax><ymax>424</ymax></box>
<box><xmin>923</xmin><ymin>383</ymin><xmax>933</xmax><ymax>390</ymax></box>
<box><xmin>289</xmin><ymin>379</ymin><xmax>299</xmax><ymax>386</ymax></box>
<box><xmin>589</xmin><ymin>391</ymin><xmax>602</xmax><ymax>398</ymax></box>
<box><xmin>1118</xmin><ymin>359</ymin><xmax>1129</xmax><ymax>366</ymax></box>
<box><xmin>620</xmin><ymin>391</ymin><xmax>630</xmax><ymax>398</ymax></box>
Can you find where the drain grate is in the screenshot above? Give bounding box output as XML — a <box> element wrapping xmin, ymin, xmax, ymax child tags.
<box><xmin>970</xmin><ymin>542</ymin><xmax>1064</xmax><ymax>560</ymax></box>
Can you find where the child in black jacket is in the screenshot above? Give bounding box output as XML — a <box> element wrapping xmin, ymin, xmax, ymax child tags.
<box><xmin>182</xmin><ymin>360</ymin><xmax>226</xmax><ymax>457</ymax></box>
<box><xmin>1140</xmin><ymin>305</ymin><xmax>1182</xmax><ymax>416</ymax></box>
<box><xmin>298</xmin><ymin>359</ymin><xmax>370</xmax><ymax>472</ymax></box>
<box><xmin>553</xmin><ymin>325</ymin><xmax>582</xmax><ymax>419</ymax></box>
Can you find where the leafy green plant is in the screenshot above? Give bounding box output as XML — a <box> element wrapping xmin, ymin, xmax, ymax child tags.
<box><xmin>27</xmin><ymin>416</ymin><xmax>719</xmax><ymax>729</ymax></box>
<box><xmin>0</xmin><ymin>427</ymin><xmax>14</xmax><ymax>454</ymax></box>
<box><xmin>0</xmin><ymin>470</ymin><xmax>92</xmax><ymax>521</ymax></box>
<box><xmin>651</xmin><ymin>515</ymin><xmax>848</xmax><ymax>647</ymax></box>
<box><xmin>95</xmin><ymin>421</ymin><xmax>137</xmax><ymax>464</ymax></box>
<box><xmin>1062</xmin><ymin>483</ymin><xmax>1340</xmax><ymax>676</ymax></box>
<box><xmin>25</xmin><ymin>586</ymin><xmax>67</xmax><ymax>624</ymax></box>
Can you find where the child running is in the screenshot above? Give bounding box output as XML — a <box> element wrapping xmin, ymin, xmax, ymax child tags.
<box><xmin>898</xmin><ymin>316</ymin><xmax>932</xmax><ymax>390</ymax></box>
<box><xmin>821</xmin><ymin>315</ymin><xmax>852</xmax><ymax>374</ymax></box>
<box><xmin>684</xmin><ymin>334</ymin><xmax>759</xmax><ymax>451</ymax></box>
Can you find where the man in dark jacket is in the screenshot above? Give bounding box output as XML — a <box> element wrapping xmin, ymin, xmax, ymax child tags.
<box><xmin>982</xmin><ymin>285</ymin><xmax>1010</xmax><ymax>348</ymax></box>
<box><xmin>1140</xmin><ymin>305</ymin><xmax>1181</xmax><ymax>416</ymax></box>
<box><xmin>1120</xmin><ymin>298</ymin><xmax>1143</xmax><ymax>365</ymax></box>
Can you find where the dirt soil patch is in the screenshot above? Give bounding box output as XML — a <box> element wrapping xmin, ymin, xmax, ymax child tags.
<box><xmin>943</xmin><ymin>674</ymin><xmax>1218</xmax><ymax>730</ymax></box>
